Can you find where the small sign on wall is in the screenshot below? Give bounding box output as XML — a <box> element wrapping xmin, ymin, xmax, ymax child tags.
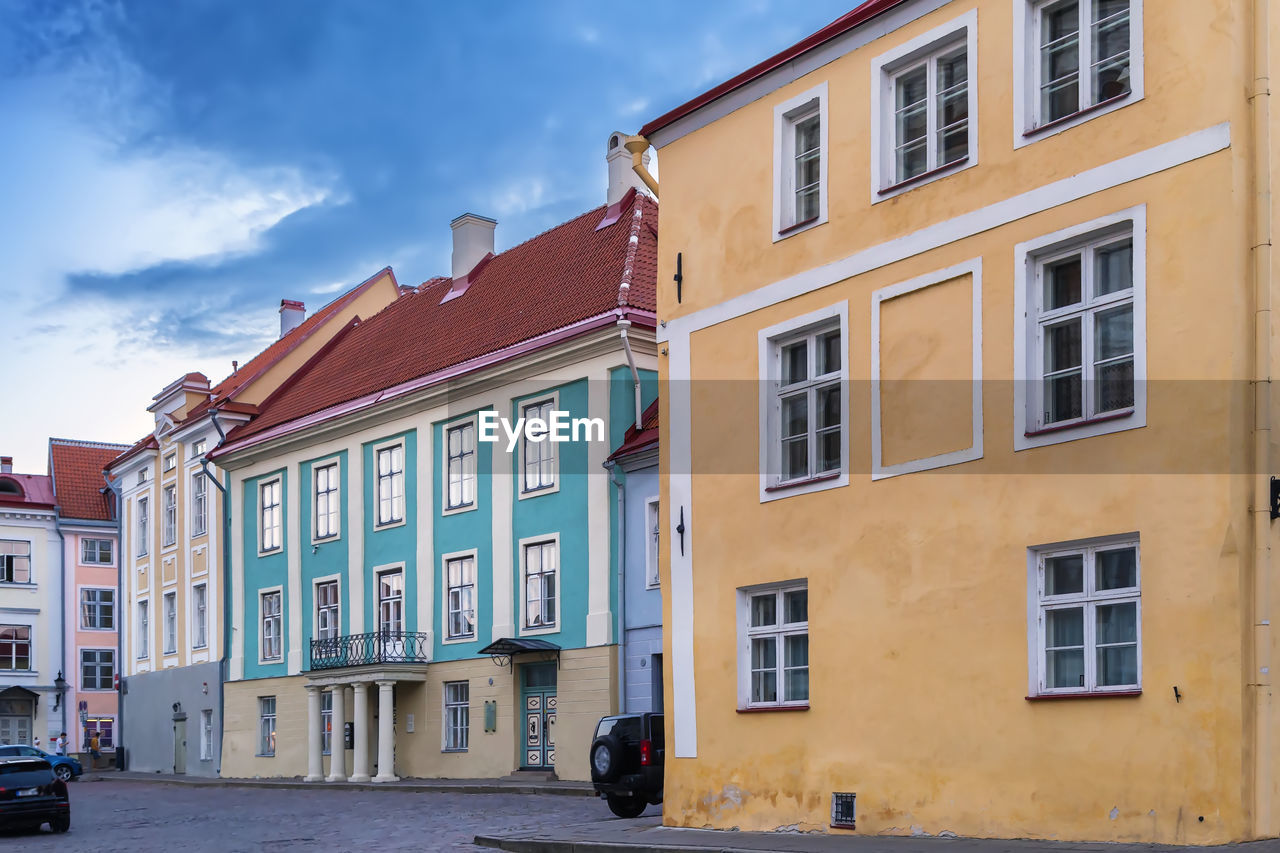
<box><xmin>343</xmin><ymin>722</ymin><xmax>354</xmax><ymax>749</ymax></box>
<box><xmin>406</xmin><ymin>713</ymin><xmax>414</xmax><ymax>733</ymax></box>
<box><xmin>484</xmin><ymin>701</ymin><xmax>497</xmax><ymax>733</ymax></box>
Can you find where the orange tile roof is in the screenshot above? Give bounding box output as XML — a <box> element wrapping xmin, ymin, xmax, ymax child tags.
<box><xmin>49</xmin><ymin>439</ymin><xmax>131</xmax><ymax>521</ymax></box>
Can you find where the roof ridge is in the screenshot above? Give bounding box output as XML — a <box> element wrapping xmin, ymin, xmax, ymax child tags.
<box><xmin>49</xmin><ymin>438</ymin><xmax>132</xmax><ymax>450</ymax></box>
<box><xmin>617</xmin><ymin>203</ymin><xmax>646</xmax><ymax>308</ymax></box>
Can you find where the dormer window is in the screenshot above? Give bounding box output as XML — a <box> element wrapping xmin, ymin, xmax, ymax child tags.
<box><xmin>0</xmin><ymin>479</ymin><xmax>20</xmax><ymax>497</ymax></box>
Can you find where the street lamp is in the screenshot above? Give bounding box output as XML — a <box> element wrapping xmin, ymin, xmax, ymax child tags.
<box><xmin>53</xmin><ymin>671</ymin><xmax>67</xmax><ymax>712</ymax></box>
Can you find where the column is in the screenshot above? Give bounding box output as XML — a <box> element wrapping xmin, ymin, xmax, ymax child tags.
<box><xmin>372</xmin><ymin>680</ymin><xmax>398</xmax><ymax>783</ymax></box>
<box><xmin>325</xmin><ymin>685</ymin><xmax>347</xmax><ymax>782</ymax></box>
<box><xmin>304</xmin><ymin>686</ymin><xmax>323</xmax><ymax>782</ymax></box>
<box><xmin>349</xmin><ymin>682</ymin><xmax>371</xmax><ymax>782</ymax></box>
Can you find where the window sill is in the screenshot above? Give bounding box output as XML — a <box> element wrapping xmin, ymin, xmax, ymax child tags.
<box><xmin>765</xmin><ymin>471</ymin><xmax>841</xmax><ymax>493</ymax></box>
<box><xmin>776</xmin><ymin>216</ymin><xmax>820</xmax><ymax>237</ymax></box>
<box><xmin>373</xmin><ymin>518</ymin><xmax>407</xmax><ymax>531</ymax></box>
<box><xmin>0</xmin><ymin>582</ymin><xmax>36</xmax><ymax>588</ymax></box>
<box><xmin>441</xmin><ymin>748</ymin><xmax>468</xmax><ymax>754</ymax></box>
<box><xmin>1024</xmin><ymin>93</ymin><xmax>1131</xmax><ymax>138</ymax></box>
<box><xmin>1024</xmin><ymin>409</ymin><xmax>1133</xmax><ymax>438</ymax></box>
<box><xmin>1025</xmin><ymin>689</ymin><xmax>1141</xmax><ymax>701</ymax></box>
<box><xmin>877</xmin><ymin>157</ymin><xmax>970</xmax><ymax>196</ymax></box>
<box><xmin>737</xmin><ymin>704</ymin><xmax>809</xmax><ymax>713</ymax></box>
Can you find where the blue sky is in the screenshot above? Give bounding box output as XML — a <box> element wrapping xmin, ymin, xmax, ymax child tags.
<box><xmin>0</xmin><ymin>0</ymin><xmax>850</xmax><ymax>471</ymax></box>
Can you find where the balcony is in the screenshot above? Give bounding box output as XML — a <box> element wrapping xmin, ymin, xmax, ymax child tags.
<box><xmin>309</xmin><ymin>631</ymin><xmax>432</xmax><ymax>671</ymax></box>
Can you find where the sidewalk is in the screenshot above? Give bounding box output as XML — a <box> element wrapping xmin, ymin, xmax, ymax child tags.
<box><xmin>474</xmin><ymin>817</ymin><xmax>1280</xmax><ymax>853</ymax></box>
<box><xmin>78</xmin><ymin>768</ymin><xmax>594</xmax><ymax>797</ymax></box>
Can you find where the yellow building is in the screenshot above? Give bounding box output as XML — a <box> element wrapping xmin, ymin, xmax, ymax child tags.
<box><xmin>636</xmin><ymin>0</ymin><xmax>1280</xmax><ymax>842</ymax></box>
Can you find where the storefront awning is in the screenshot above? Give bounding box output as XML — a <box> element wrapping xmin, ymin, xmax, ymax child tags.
<box><xmin>478</xmin><ymin>638</ymin><xmax>561</xmax><ymax>670</ymax></box>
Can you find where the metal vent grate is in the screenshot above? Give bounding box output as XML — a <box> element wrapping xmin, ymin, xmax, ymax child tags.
<box><xmin>831</xmin><ymin>792</ymin><xmax>856</xmax><ymax>829</ymax></box>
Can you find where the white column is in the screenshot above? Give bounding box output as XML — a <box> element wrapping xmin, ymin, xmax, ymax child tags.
<box><xmin>349</xmin><ymin>682</ymin><xmax>371</xmax><ymax>782</ymax></box>
<box><xmin>372</xmin><ymin>680</ymin><xmax>398</xmax><ymax>783</ymax></box>
<box><xmin>304</xmin><ymin>686</ymin><xmax>323</xmax><ymax>782</ymax></box>
<box><xmin>325</xmin><ymin>685</ymin><xmax>347</xmax><ymax>781</ymax></box>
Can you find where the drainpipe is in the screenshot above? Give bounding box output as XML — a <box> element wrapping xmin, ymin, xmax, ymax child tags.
<box><xmin>53</xmin><ymin>509</ymin><xmax>67</xmax><ymax>742</ymax></box>
<box><xmin>104</xmin><ymin>472</ymin><xmax>123</xmax><ymax>769</ymax></box>
<box><xmin>1251</xmin><ymin>0</ymin><xmax>1274</xmax><ymax>836</ymax></box>
<box><xmin>203</xmin><ymin>410</ymin><xmax>231</xmax><ymax>776</ymax></box>
<box><xmin>623</xmin><ymin>136</ymin><xmax>658</xmax><ymax>198</ymax></box>
<box><xmin>606</xmin><ymin>461</ymin><xmax>627</xmax><ymax>714</ymax></box>
<box><xmin>618</xmin><ymin>318</ymin><xmax>644</xmax><ymax>431</ymax></box>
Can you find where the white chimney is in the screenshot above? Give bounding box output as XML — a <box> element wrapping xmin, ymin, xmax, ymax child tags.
<box><xmin>450</xmin><ymin>213</ymin><xmax>496</xmax><ymax>280</ymax></box>
<box><xmin>279</xmin><ymin>299</ymin><xmax>305</xmax><ymax>338</ymax></box>
<box><xmin>606</xmin><ymin>131</ymin><xmax>649</xmax><ymax>205</ymax></box>
<box><xmin>0</xmin><ymin>457</ymin><xmax>11</xmax><ymax>475</ymax></box>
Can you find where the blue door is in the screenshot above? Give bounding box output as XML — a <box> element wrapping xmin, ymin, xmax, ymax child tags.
<box><xmin>520</xmin><ymin>663</ymin><xmax>556</xmax><ymax>769</ymax></box>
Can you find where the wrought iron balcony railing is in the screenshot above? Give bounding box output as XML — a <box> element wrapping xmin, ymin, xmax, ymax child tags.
<box><xmin>309</xmin><ymin>631</ymin><xmax>432</xmax><ymax>671</ymax></box>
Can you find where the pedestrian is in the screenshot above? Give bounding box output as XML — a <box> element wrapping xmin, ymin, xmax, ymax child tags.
<box><xmin>89</xmin><ymin>731</ymin><xmax>101</xmax><ymax>770</ymax></box>
<box><xmin>33</xmin><ymin>736</ymin><xmax>40</xmax><ymax>750</ymax></box>
<box><xmin>56</xmin><ymin>732</ymin><xmax>67</xmax><ymax>756</ymax></box>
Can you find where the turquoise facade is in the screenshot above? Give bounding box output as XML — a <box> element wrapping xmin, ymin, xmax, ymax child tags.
<box><xmin>433</xmin><ymin>409</ymin><xmax>492</xmax><ymax>661</ymax></box>
<box><xmin>300</xmin><ymin>450</ymin><xmax>350</xmax><ymax>644</ymax></box>
<box><xmin>243</xmin><ymin>468</ymin><xmax>288</xmax><ymax>680</ymax></box>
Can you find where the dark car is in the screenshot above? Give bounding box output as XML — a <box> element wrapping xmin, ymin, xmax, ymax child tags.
<box><xmin>588</xmin><ymin>712</ymin><xmax>663</xmax><ymax>818</ymax></box>
<box><xmin>0</xmin><ymin>745</ymin><xmax>82</xmax><ymax>782</ymax></box>
<box><xmin>0</xmin><ymin>757</ymin><xmax>70</xmax><ymax>834</ymax></box>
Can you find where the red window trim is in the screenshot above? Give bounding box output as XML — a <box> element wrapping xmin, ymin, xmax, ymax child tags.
<box><xmin>737</xmin><ymin>704</ymin><xmax>810</xmax><ymax>713</ymax></box>
<box><xmin>1024</xmin><ymin>409</ymin><xmax>1134</xmax><ymax>438</ymax></box>
<box><xmin>764</xmin><ymin>470</ymin><xmax>841</xmax><ymax>493</ymax></box>
<box><xmin>1025</xmin><ymin>689</ymin><xmax>1141</xmax><ymax>702</ymax></box>
<box><xmin>1024</xmin><ymin>92</ymin><xmax>1131</xmax><ymax>138</ymax></box>
<box><xmin>877</xmin><ymin>156</ymin><xmax>970</xmax><ymax>196</ymax></box>
<box><xmin>777</xmin><ymin>215</ymin><xmax>820</xmax><ymax>237</ymax></box>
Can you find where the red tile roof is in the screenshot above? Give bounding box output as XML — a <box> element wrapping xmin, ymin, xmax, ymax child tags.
<box><xmin>608</xmin><ymin>399</ymin><xmax>659</xmax><ymax>461</ymax></box>
<box><xmin>227</xmin><ymin>189</ymin><xmax>658</xmax><ymax>446</ymax></box>
<box><xmin>49</xmin><ymin>439</ymin><xmax>131</xmax><ymax>521</ymax></box>
<box><xmin>638</xmin><ymin>0</ymin><xmax>908</xmax><ymax>139</ymax></box>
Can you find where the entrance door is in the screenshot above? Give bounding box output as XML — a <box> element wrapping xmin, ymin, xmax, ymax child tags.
<box><xmin>0</xmin><ymin>715</ymin><xmax>30</xmax><ymax>745</ymax></box>
<box><xmin>173</xmin><ymin>717</ymin><xmax>187</xmax><ymax>774</ymax></box>
<box><xmin>520</xmin><ymin>662</ymin><xmax>556</xmax><ymax>769</ymax></box>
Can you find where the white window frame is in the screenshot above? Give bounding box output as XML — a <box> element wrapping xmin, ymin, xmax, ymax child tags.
<box><xmin>0</xmin><ymin>625</ymin><xmax>32</xmax><ymax>671</ymax></box>
<box><xmin>375</xmin><ymin>566</ymin><xmax>404</xmax><ymax>636</ymax></box>
<box><xmin>442</xmin><ymin>680</ymin><xmax>470</xmax><ymax>752</ymax></box>
<box><xmin>1014</xmin><ymin>206</ymin><xmax>1146</xmax><ymax>450</ymax></box>
<box><xmin>772</xmin><ymin>82</ymin><xmax>828</xmax><ymax>241</ymax></box>
<box><xmin>321</xmin><ymin>690</ymin><xmax>332</xmax><ymax>755</ymax></box>
<box><xmin>162</xmin><ymin>590</ymin><xmax>177</xmax><ymax>655</ymax></box>
<box><xmin>258</xmin><ymin>696</ymin><xmax>276</xmax><ymax>757</ymax></box>
<box><xmin>1013</xmin><ymin>0</ymin><xmax>1144</xmax><ymax>148</ymax></box>
<box><xmin>644</xmin><ymin>498</ymin><xmax>660</xmax><ymax>589</ymax></box>
<box><xmin>258</xmin><ymin>477</ymin><xmax>283</xmax><ymax>555</ymax></box>
<box><xmin>758</xmin><ymin>302</ymin><xmax>849</xmax><ymax>503</ymax></box>
<box><xmin>136</xmin><ymin>599</ymin><xmax>149</xmax><ymax>659</ymax></box>
<box><xmin>191</xmin><ymin>472</ymin><xmax>207</xmax><ymax>538</ymax></box>
<box><xmin>736</xmin><ymin>580</ymin><xmax>809</xmax><ymax>710</ymax></box>
<box><xmin>519</xmin><ymin>534</ymin><xmax>560</xmax><ymax>636</ymax></box>
<box><xmin>136</xmin><ymin>497</ymin><xmax>149</xmax><ymax>557</ymax></box>
<box><xmin>79</xmin><ymin>648</ymin><xmax>115</xmax><ymax>691</ymax></box>
<box><xmin>518</xmin><ymin>393</ymin><xmax>559</xmax><ymax>497</ymax></box>
<box><xmin>191</xmin><ymin>439</ymin><xmax>207</xmax><ymax>459</ymax></box>
<box><xmin>442</xmin><ymin>416</ymin><xmax>478</xmax><ymax>514</ymax></box>
<box><xmin>374</xmin><ymin>439</ymin><xmax>406</xmax><ymax>529</ymax></box>
<box><xmin>259</xmin><ymin>587</ymin><xmax>283</xmax><ymax>663</ymax></box>
<box><xmin>312</xmin><ymin>459</ymin><xmax>341</xmax><ymax>542</ymax></box>
<box><xmin>163</xmin><ymin>452</ymin><xmax>177</xmax><ymax>473</ymax></box>
<box><xmin>200</xmin><ymin>709</ymin><xmax>213</xmax><ymax>760</ymax></box>
<box><xmin>442</xmin><ymin>550</ymin><xmax>478</xmax><ymax>644</ymax></box>
<box><xmin>0</xmin><ymin>540</ymin><xmax>31</xmax><ymax>584</ymax></box>
<box><xmin>81</xmin><ymin>538</ymin><xmax>113</xmax><ymax>566</ymax></box>
<box><xmin>191</xmin><ymin>582</ymin><xmax>208</xmax><ymax>650</ymax></box>
<box><xmin>871</xmin><ymin>10</ymin><xmax>978</xmax><ymax>201</ymax></box>
<box><xmin>79</xmin><ymin>586</ymin><xmax>115</xmax><ymax>631</ymax></box>
<box><xmin>162</xmin><ymin>484</ymin><xmax>177</xmax><ymax>547</ymax></box>
<box><xmin>313</xmin><ymin>575</ymin><xmax>341</xmax><ymax>641</ymax></box>
<box><xmin>1027</xmin><ymin>533</ymin><xmax>1141</xmax><ymax>696</ymax></box>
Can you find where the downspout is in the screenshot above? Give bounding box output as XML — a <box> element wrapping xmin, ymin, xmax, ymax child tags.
<box><xmin>204</xmin><ymin>410</ymin><xmax>231</xmax><ymax>776</ymax></box>
<box><xmin>104</xmin><ymin>472</ymin><xmax>123</xmax><ymax>769</ymax></box>
<box><xmin>1252</xmin><ymin>0</ymin><xmax>1274</xmax><ymax>835</ymax></box>
<box><xmin>53</xmin><ymin>508</ymin><xmax>67</xmax><ymax>742</ymax></box>
<box><xmin>607</xmin><ymin>461</ymin><xmax>627</xmax><ymax>713</ymax></box>
<box><xmin>619</xmin><ymin>320</ymin><xmax>643</xmax><ymax>431</ymax></box>
<box><xmin>623</xmin><ymin>136</ymin><xmax>659</xmax><ymax>198</ymax></box>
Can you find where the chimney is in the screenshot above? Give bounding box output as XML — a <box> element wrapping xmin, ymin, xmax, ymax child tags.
<box><xmin>0</xmin><ymin>457</ymin><xmax>11</xmax><ymax>474</ymax></box>
<box><xmin>450</xmin><ymin>213</ymin><xmax>496</xmax><ymax>280</ymax></box>
<box><xmin>607</xmin><ymin>131</ymin><xmax>649</xmax><ymax>205</ymax></box>
<box><xmin>279</xmin><ymin>299</ymin><xmax>305</xmax><ymax>339</ymax></box>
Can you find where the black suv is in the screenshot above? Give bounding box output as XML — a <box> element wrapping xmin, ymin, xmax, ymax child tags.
<box><xmin>588</xmin><ymin>712</ymin><xmax>663</xmax><ymax>818</ymax></box>
<box><xmin>0</xmin><ymin>757</ymin><xmax>70</xmax><ymax>834</ymax></box>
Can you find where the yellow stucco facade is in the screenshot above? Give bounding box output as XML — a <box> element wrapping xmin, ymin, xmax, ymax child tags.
<box><xmin>650</xmin><ymin>0</ymin><xmax>1280</xmax><ymax>843</ymax></box>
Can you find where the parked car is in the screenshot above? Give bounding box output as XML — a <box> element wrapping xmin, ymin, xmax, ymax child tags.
<box><xmin>0</xmin><ymin>757</ymin><xmax>70</xmax><ymax>834</ymax></box>
<box><xmin>0</xmin><ymin>746</ymin><xmax>82</xmax><ymax>782</ymax></box>
<box><xmin>588</xmin><ymin>712</ymin><xmax>664</xmax><ymax>818</ymax></box>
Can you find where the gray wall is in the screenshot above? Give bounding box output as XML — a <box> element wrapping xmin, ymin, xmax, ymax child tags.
<box><xmin>620</xmin><ymin>461</ymin><xmax>662</xmax><ymax>714</ymax></box>
<box><xmin>121</xmin><ymin>661</ymin><xmax>221</xmax><ymax>777</ymax></box>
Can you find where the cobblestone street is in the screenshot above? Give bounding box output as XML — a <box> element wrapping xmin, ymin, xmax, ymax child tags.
<box><xmin>6</xmin><ymin>780</ymin><xmax>645</xmax><ymax>852</ymax></box>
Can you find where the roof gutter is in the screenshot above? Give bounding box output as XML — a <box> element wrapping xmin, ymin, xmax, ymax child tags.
<box><xmin>624</xmin><ymin>136</ymin><xmax>658</xmax><ymax>198</ymax></box>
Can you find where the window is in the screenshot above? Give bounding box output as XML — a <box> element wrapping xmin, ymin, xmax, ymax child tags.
<box><xmin>81</xmin><ymin>538</ymin><xmax>113</xmax><ymax>565</ymax></box>
<box><xmin>774</xmin><ymin>325</ymin><xmax>842</xmax><ymax>483</ymax></box>
<box><xmin>200</xmin><ymin>709</ymin><xmax>213</xmax><ymax>760</ymax></box>
<box><xmin>80</xmin><ymin>649</ymin><xmax>114</xmax><ymax>690</ymax></box>
<box><xmin>444</xmin><ymin>681</ymin><xmax>469</xmax><ymax>751</ymax></box>
<box><xmin>645</xmin><ymin>499</ymin><xmax>660</xmax><ymax>589</ymax></box>
<box><xmin>192</xmin><ymin>583</ymin><xmax>208</xmax><ymax>649</ymax></box>
<box><xmin>376</xmin><ymin>445</ymin><xmax>405</xmax><ymax>526</ymax></box>
<box><xmin>738</xmin><ymin>582</ymin><xmax>809</xmax><ymax>709</ymax></box>
<box><xmin>445</xmin><ymin>422</ymin><xmax>476</xmax><ymax>510</ymax></box>
<box><xmin>521</xmin><ymin>399</ymin><xmax>556</xmax><ymax>493</ymax></box>
<box><xmin>316</xmin><ymin>580</ymin><xmax>340</xmax><ymax>640</ymax></box>
<box><xmin>0</xmin><ymin>540</ymin><xmax>31</xmax><ymax>584</ymax></box>
<box><xmin>86</xmin><ymin>717</ymin><xmax>114</xmax><ymax>750</ymax></box>
<box><xmin>163</xmin><ymin>591</ymin><xmax>177</xmax><ymax>654</ymax></box>
<box><xmin>260</xmin><ymin>479</ymin><xmax>282</xmax><ymax>552</ymax></box>
<box><xmin>260</xmin><ymin>590</ymin><xmax>282</xmax><ymax>661</ymax></box>
<box><xmin>377</xmin><ymin>570</ymin><xmax>403</xmax><ymax>635</ymax></box>
<box><xmin>258</xmin><ymin>697</ymin><xmax>276</xmax><ymax>756</ymax></box>
<box><xmin>162</xmin><ymin>485</ymin><xmax>177</xmax><ymax>546</ymax></box>
<box><xmin>80</xmin><ymin>588</ymin><xmax>114</xmax><ymax>630</ymax></box>
<box><xmin>1032</xmin><ymin>538</ymin><xmax>1140</xmax><ymax>694</ymax></box>
<box><xmin>136</xmin><ymin>601</ymin><xmax>149</xmax><ymax>659</ymax></box>
<box><xmin>523</xmin><ymin>540</ymin><xmax>557</xmax><ymax>630</ymax></box>
<box><xmin>137</xmin><ymin>498</ymin><xmax>149</xmax><ymax>556</ymax></box>
<box><xmin>314</xmin><ymin>462</ymin><xmax>339</xmax><ymax>539</ymax></box>
<box><xmin>192</xmin><ymin>472</ymin><xmax>207</xmax><ymax>537</ymax></box>
<box><xmin>137</xmin><ymin>469</ymin><xmax>148</xmax><ymax>485</ymax></box>
<box><xmin>773</xmin><ymin>83</ymin><xmax>827</xmax><ymax>237</ymax></box>
<box><xmin>445</xmin><ymin>555</ymin><xmax>476</xmax><ymax>640</ymax></box>
<box><xmin>163</xmin><ymin>453</ymin><xmax>176</xmax><ymax>473</ymax></box>
<box><xmin>192</xmin><ymin>439</ymin><xmax>206</xmax><ymax>458</ymax></box>
<box><xmin>321</xmin><ymin>691</ymin><xmax>332</xmax><ymax>755</ymax></box>
<box><xmin>0</xmin><ymin>626</ymin><xmax>31</xmax><ymax>671</ymax></box>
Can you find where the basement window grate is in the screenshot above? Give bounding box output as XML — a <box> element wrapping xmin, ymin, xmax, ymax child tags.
<box><xmin>831</xmin><ymin>792</ymin><xmax>856</xmax><ymax>829</ymax></box>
